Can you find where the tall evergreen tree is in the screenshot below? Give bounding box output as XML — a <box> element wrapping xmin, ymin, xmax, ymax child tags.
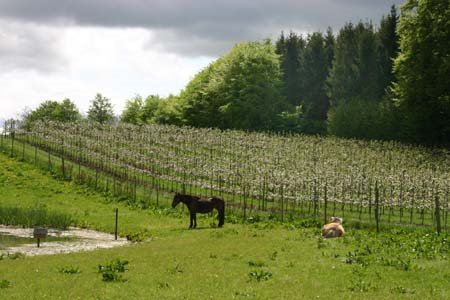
<box><xmin>356</xmin><ymin>22</ymin><xmax>382</xmax><ymax>100</ymax></box>
<box><xmin>324</xmin><ymin>27</ymin><xmax>335</xmax><ymax>69</ymax></box>
<box><xmin>327</xmin><ymin>22</ymin><xmax>383</xmax><ymax>105</ymax></box>
<box><xmin>301</xmin><ymin>32</ymin><xmax>330</xmax><ymax>121</ymax></box>
<box><xmin>393</xmin><ymin>0</ymin><xmax>450</xmax><ymax>144</ymax></box>
<box><xmin>326</xmin><ymin>23</ymin><xmax>359</xmax><ymax>106</ymax></box>
<box><xmin>276</xmin><ymin>31</ymin><xmax>305</xmax><ymax>106</ymax></box>
<box><xmin>378</xmin><ymin>5</ymin><xmax>399</xmax><ymax>93</ymax></box>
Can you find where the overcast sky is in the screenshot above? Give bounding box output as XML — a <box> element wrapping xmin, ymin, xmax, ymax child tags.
<box><xmin>0</xmin><ymin>0</ymin><xmax>403</xmax><ymax>119</ymax></box>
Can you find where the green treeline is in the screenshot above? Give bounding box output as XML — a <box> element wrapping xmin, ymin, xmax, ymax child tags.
<box><xmin>21</xmin><ymin>1</ymin><xmax>450</xmax><ymax>146</ymax></box>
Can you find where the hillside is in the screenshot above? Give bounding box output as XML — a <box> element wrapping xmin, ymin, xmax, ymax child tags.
<box><xmin>0</xmin><ymin>153</ymin><xmax>449</xmax><ymax>299</ymax></box>
<box><xmin>7</xmin><ymin>121</ymin><xmax>450</xmax><ymax>231</ymax></box>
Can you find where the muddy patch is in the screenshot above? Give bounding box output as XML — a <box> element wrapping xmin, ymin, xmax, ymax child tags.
<box><xmin>0</xmin><ymin>225</ymin><xmax>129</xmax><ymax>256</ymax></box>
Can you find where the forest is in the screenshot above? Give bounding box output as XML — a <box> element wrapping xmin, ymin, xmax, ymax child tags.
<box><xmin>19</xmin><ymin>1</ymin><xmax>450</xmax><ymax>146</ymax></box>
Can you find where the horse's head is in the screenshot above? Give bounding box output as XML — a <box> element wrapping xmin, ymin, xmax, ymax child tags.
<box><xmin>172</xmin><ymin>192</ymin><xmax>182</xmax><ymax>208</ymax></box>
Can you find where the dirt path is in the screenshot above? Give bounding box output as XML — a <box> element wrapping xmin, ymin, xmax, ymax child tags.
<box><xmin>0</xmin><ymin>225</ymin><xmax>129</xmax><ymax>256</ymax></box>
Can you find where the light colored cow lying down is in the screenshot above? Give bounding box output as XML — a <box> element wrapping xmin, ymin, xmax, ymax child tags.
<box><xmin>322</xmin><ymin>217</ymin><xmax>345</xmax><ymax>238</ymax></box>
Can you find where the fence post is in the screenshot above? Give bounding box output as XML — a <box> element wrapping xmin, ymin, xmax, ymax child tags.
<box><xmin>61</xmin><ymin>136</ymin><xmax>65</xmax><ymax>178</ymax></box>
<box><xmin>10</xmin><ymin>120</ymin><xmax>15</xmax><ymax>157</ymax></box>
<box><xmin>115</xmin><ymin>208</ymin><xmax>119</xmax><ymax>240</ymax></box>
<box><xmin>375</xmin><ymin>180</ymin><xmax>380</xmax><ymax>233</ymax></box>
<box><xmin>0</xmin><ymin>122</ymin><xmax>3</xmax><ymax>150</ymax></box>
<box><xmin>324</xmin><ymin>182</ymin><xmax>328</xmax><ymax>224</ymax></box>
<box><xmin>243</xmin><ymin>184</ymin><xmax>247</xmax><ymax>222</ymax></box>
<box><xmin>21</xmin><ymin>133</ymin><xmax>26</xmax><ymax>161</ymax></box>
<box><xmin>435</xmin><ymin>194</ymin><xmax>441</xmax><ymax>234</ymax></box>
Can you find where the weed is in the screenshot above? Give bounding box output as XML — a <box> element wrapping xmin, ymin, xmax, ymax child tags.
<box><xmin>167</xmin><ymin>263</ymin><xmax>184</xmax><ymax>274</ymax></box>
<box><xmin>4</xmin><ymin>252</ymin><xmax>25</xmax><ymax>260</ymax></box>
<box><xmin>210</xmin><ymin>231</ymin><xmax>225</xmax><ymax>239</ymax></box>
<box><xmin>209</xmin><ymin>222</ymin><xmax>218</xmax><ymax>228</ymax></box>
<box><xmin>98</xmin><ymin>258</ymin><xmax>129</xmax><ymax>282</ymax></box>
<box><xmin>247</xmin><ymin>215</ymin><xmax>261</xmax><ymax>223</ymax></box>
<box><xmin>58</xmin><ymin>265</ymin><xmax>81</xmax><ymax>274</ymax></box>
<box><xmin>233</xmin><ymin>290</ymin><xmax>256</xmax><ymax>298</ymax></box>
<box><xmin>286</xmin><ymin>262</ymin><xmax>295</xmax><ymax>268</ymax></box>
<box><xmin>344</xmin><ymin>251</ymin><xmax>369</xmax><ymax>267</ymax></box>
<box><xmin>317</xmin><ymin>236</ymin><xmax>326</xmax><ymax>249</ymax></box>
<box><xmin>126</xmin><ymin>231</ymin><xmax>149</xmax><ymax>242</ymax></box>
<box><xmin>390</xmin><ymin>286</ymin><xmax>415</xmax><ymax>294</ymax></box>
<box><xmin>269</xmin><ymin>251</ymin><xmax>278</xmax><ymax>261</ymax></box>
<box><xmin>157</xmin><ymin>281</ymin><xmax>170</xmax><ymax>289</ymax></box>
<box><xmin>253</xmin><ymin>222</ymin><xmax>275</xmax><ymax>230</ymax></box>
<box><xmin>348</xmin><ymin>278</ymin><xmax>375</xmax><ymax>292</ymax></box>
<box><xmin>0</xmin><ymin>279</ymin><xmax>10</xmax><ymax>289</ymax></box>
<box><xmin>225</xmin><ymin>215</ymin><xmax>239</xmax><ymax>224</ymax></box>
<box><xmin>292</xmin><ymin>218</ymin><xmax>322</xmax><ymax>228</ymax></box>
<box><xmin>348</xmin><ymin>266</ymin><xmax>376</xmax><ymax>292</ymax></box>
<box><xmin>247</xmin><ymin>260</ymin><xmax>266</xmax><ymax>267</ymax></box>
<box><xmin>248</xmin><ymin>269</ymin><xmax>272</xmax><ymax>282</ymax></box>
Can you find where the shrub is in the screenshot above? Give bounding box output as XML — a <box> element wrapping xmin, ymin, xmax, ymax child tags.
<box><xmin>327</xmin><ymin>98</ymin><xmax>398</xmax><ymax>140</ymax></box>
<box><xmin>98</xmin><ymin>258</ymin><xmax>129</xmax><ymax>282</ymax></box>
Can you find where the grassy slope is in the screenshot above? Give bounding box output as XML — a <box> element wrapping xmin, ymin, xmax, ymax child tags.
<box><xmin>0</xmin><ymin>153</ymin><xmax>449</xmax><ymax>299</ymax></box>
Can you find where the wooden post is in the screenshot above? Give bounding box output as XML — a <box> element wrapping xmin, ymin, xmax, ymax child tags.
<box><xmin>375</xmin><ymin>181</ymin><xmax>380</xmax><ymax>233</ymax></box>
<box><xmin>34</xmin><ymin>142</ymin><xmax>38</xmax><ymax>166</ymax></box>
<box><xmin>22</xmin><ymin>137</ymin><xmax>25</xmax><ymax>161</ymax></box>
<box><xmin>435</xmin><ymin>194</ymin><xmax>441</xmax><ymax>234</ymax></box>
<box><xmin>115</xmin><ymin>208</ymin><xmax>118</xmax><ymax>240</ymax></box>
<box><xmin>61</xmin><ymin>137</ymin><xmax>65</xmax><ymax>178</ymax></box>
<box><xmin>10</xmin><ymin>120</ymin><xmax>15</xmax><ymax>157</ymax></box>
<box><xmin>324</xmin><ymin>183</ymin><xmax>328</xmax><ymax>224</ymax></box>
<box><xmin>243</xmin><ymin>184</ymin><xmax>247</xmax><ymax>222</ymax></box>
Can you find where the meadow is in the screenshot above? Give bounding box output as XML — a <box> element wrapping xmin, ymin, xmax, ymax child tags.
<box><xmin>0</xmin><ymin>148</ymin><xmax>449</xmax><ymax>299</ymax></box>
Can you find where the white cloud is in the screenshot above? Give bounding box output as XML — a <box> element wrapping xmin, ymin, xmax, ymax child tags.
<box><xmin>0</xmin><ymin>26</ymin><xmax>212</xmax><ymax>118</ymax></box>
<box><xmin>0</xmin><ymin>20</ymin><xmax>67</xmax><ymax>72</ymax></box>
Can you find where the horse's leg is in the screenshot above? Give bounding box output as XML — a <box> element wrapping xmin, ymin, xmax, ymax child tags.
<box><xmin>193</xmin><ymin>213</ymin><xmax>197</xmax><ymax>228</ymax></box>
<box><xmin>217</xmin><ymin>207</ymin><xmax>225</xmax><ymax>227</ymax></box>
<box><xmin>189</xmin><ymin>213</ymin><xmax>194</xmax><ymax>229</ymax></box>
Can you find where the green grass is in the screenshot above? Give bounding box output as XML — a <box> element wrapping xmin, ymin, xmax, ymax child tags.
<box><xmin>0</xmin><ymin>153</ymin><xmax>449</xmax><ymax>299</ymax></box>
<box><xmin>0</xmin><ymin>206</ymin><xmax>73</xmax><ymax>229</ymax></box>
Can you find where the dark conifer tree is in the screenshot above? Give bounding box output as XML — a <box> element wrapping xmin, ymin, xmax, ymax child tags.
<box><xmin>301</xmin><ymin>32</ymin><xmax>330</xmax><ymax>121</ymax></box>
<box><xmin>378</xmin><ymin>5</ymin><xmax>399</xmax><ymax>92</ymax></box>
<box><xmin>276</xmin><ymin>31</ymin><xmax>305</xmax><ymax>106</ymax></box>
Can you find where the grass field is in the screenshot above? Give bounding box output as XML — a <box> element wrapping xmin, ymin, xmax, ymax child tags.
<box><xmin>0</xmin><ymin>153</ymin><xmax>449</xmax><ymax>299</ymax></box>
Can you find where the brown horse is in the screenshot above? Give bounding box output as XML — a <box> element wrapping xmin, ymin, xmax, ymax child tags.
<box><xmin>172</xmin><ymin>193</ymin><xmax>225</xmax><ymax>228</ymax></box>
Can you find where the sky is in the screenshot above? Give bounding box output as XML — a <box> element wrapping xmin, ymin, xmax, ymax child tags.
<box><xmin>0</xmin><ymin>0</ymin><xmax>403</xmax><ymax>119</ymax></box>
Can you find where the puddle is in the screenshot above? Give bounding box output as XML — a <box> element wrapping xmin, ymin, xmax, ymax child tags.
<box><xmin>0</xmin><ymin>225</ymin><xmax>129</xmax><ymax>256</ymax></box>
